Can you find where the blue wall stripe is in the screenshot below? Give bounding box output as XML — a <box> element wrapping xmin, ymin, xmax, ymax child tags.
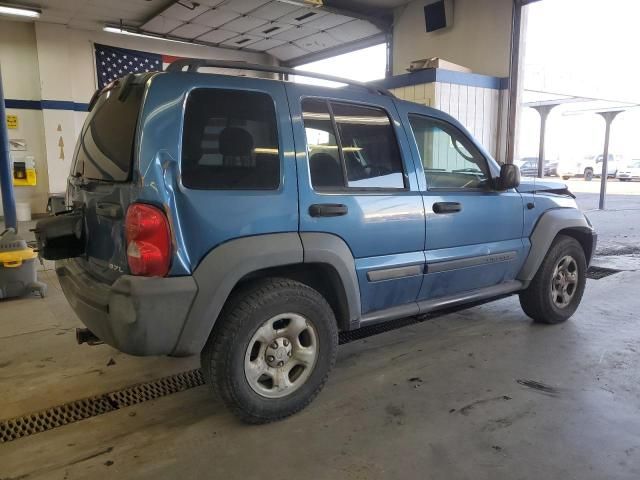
<box><xmin>4</xmin><ymin>99</ymin><xmax>89</xmax><ymax>111</ymax></box>
<box><xmin>376</xmin><ymin>69</ymin><xmax>508</xmax><ymax>90</ymax></box>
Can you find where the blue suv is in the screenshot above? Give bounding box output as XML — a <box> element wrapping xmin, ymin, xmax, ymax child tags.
<box><xmin>36</xmin><ymin>59</ymin><xmax>596</xmax><ymax>423</ymax></box>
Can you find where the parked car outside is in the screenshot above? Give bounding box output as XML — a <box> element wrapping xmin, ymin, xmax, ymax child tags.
<box><xmin>35</xmin><ymin>61</ymin><xmax>597</xmax><ymax>424</ymax></box>
<box><xmin>516</xmin><ymin>157</ymin><xmax>557</xmax><ymax>177</ymax></box>
<box><xmin>557</xmin><ymin>154</ymin><xmax>622</xmax><ymax>181</ymax></box>
<box><xmin>617</xmin><ymin>160</ymin><xmax>640</xmax><ymax>182</ymax></box>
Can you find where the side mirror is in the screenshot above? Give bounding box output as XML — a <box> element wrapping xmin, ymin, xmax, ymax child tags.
<box><xmin>496</xmin><ymin>163</ymin><xmax>520</xmax><ymax>190</ymax></box>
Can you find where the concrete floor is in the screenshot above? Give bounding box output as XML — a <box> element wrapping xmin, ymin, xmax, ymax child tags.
<box><xmin>1</xmin><ymin>181</ymin><xmax>640</xmax><ymax>479</ymax></box>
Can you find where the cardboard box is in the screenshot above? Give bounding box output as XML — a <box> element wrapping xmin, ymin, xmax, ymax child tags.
<box><xmin>407</xmin><ymin>57</ymin><xmax>472</xmax><ymax>73</ymax></box>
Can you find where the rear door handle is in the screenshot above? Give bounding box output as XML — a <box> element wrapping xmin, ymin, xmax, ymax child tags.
<box><xmin>433</xmin><ymin>202</ymin><xmax>462</xmax><ymax>214</ymax></box>
<box><xmin>309</xmin><ymin>203</ymin><xmax>348</xmax><ymax>217</ymax></box>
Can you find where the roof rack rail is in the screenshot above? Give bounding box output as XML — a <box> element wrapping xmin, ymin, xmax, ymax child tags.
<box><xmin>165</xmin><ymin>58</ymin><xmax>393</xmax><ymax>97</ymax></box>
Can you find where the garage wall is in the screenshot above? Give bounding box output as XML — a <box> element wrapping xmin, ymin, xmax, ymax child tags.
<box><xmin>0</xmin><ymin>20</ymin><xmax>49</xmax><ymax>215</ymax></box>
<box><xmin>392</xmin><ymin>0</ymin><xmax>514</xmax><ymax>77</ymax></box>
<box><xmin>1</xmin><ymin>19</ymin><xmax>273</xmax><ymax>215</ymax></box>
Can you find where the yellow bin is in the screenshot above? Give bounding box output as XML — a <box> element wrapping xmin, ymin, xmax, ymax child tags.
<box><xmin>0</xmin><ymin>230</ymin><xmax>46</xmax><ymax>299</ymax></box>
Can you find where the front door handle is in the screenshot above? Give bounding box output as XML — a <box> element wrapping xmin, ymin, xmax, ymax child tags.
<box><xmin>433</xmin><ymin>202</ymin><xmax>462</xmax><ymax>214</ymax></box>
<box><xmin>309</xmin><ymin>203</ymin><xmax>348</xmax><ymax>217</ymax></box>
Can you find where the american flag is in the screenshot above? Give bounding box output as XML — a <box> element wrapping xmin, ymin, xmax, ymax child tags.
<box><xmin>94</xmin><ymin>43</ymin><xmax>180</xmax><ymax>89</ymax></box>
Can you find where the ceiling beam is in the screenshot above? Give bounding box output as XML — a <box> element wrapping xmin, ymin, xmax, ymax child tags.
<box><xmin>321</xmin><ymin>0</ymin><xmax>393</xmax><ymax>31</ymax></box>
<box><xmin>282</xmin><ymin>33</ymin><xmax>387</xmax><ymax>67</ymax></box>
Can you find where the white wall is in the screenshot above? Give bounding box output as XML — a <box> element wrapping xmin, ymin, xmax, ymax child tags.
<box><xmin>0</xmin><ymin>20</ymin><xmax>49</xmax><ymax>215</ymax></box>
<box><xmin>1</xmin><ymin>19</ymin><xmax>273</xmax><ymax>214</ymax></box>
<box><xmin>393</xmin><ymin>0</ymin><xmax>513</xmax><ymax>77</ymax></box>
<box><xmin>393</xmin><ymin>81</ymin><xmax>505</xmax><ymax>160</ymax></box>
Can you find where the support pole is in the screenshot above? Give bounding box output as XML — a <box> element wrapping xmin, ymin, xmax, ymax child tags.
<box><xmin>0</xmin><ymin>63</ymin><xmax>17</xmax><ymax>230</ymax></box>
<box><xmin>531</xmin><ymin>104</ymin><xmax>558</xmax><ymax>178</ymax></box>
<box><xmin>596</xmin><ymin>110</ymin><xmax>623</xmax><ymax>210</ymax></box>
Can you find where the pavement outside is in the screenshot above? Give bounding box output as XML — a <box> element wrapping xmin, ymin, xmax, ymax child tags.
<box><xmin>0</xmin><ymin>178</ymin><xmax>639</xmax><ymax>479</ymax></box>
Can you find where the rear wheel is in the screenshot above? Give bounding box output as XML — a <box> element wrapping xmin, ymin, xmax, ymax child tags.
<box><xmin>519</xmin><ymin>235</ymin><xmax>587</xmax><ymax>324</ymax></box>
<box><xmin>201</xmin><ymin>278</ymin><xmax>338</xmax><ymax>424</ymax></box>
<box><xmin>584</xmin><ymin>168</ymin><xmax>594</xmax><ymax>181</ymax></box>
<box><xmin>562</xmin><ymin>175</ymin><xmax>571</xmax><ymax>180</ymax></box>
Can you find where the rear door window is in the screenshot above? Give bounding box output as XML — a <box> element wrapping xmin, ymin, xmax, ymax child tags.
<box><xmin>181</xmin><ymin>88</ymin><xmax>280</xmax><ymax>190</ymax></box>
<box><xmin>301</xmin><ymin>98</ymin><xmax>405</xmax><ymax>190</ymax></box>
<box><xmin>74</xmin><ymin>84</ymin><xmax>144</xmax><ymax>181</ymax></box>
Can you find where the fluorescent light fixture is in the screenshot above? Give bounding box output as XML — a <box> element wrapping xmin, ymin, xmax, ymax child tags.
<box><xmin>0</xmin><ymin>4</ymin><xmax>41</xmax><ymax>18</ymax></box>
<box><xmin>275</xmin><ymin>0</ymin><xmax>323</xmax><ymax>7</ymax></box>
<box><xmin>103</xmin><ymin>26</ymin><xmax>195</xmax><ymax>46</ymax></box>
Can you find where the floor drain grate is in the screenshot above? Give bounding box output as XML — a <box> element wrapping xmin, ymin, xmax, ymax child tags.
<box><xmin>0</xmin><ymin>295</ymin><xmax>514</xmax><ymax>442</ymax></box>
<box><xmin>586</xmin><ymin>266</ymin><xmax>621</xmax><ymax>280</ymax></box>
<box><xmin>0</xmin><ymin>369</ymin><xmax>203</xmax><ymax>443</ymax></box>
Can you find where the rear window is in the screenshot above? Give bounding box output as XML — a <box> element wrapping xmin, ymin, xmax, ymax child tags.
<box><xmin>181</xmin><ymin>88</ymin><xmax>280</xmax><ymax>190</ymax></box>
<box><xmin>73</xmin><ymin>83</ymin><xmax>144</xmax><ymax>182</ymax></box>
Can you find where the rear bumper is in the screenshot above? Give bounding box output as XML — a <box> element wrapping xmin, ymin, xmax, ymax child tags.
<box><xmin>56</xmin><ymin>258</ymin><xmax>197</xmax><ymax>356</ymax></box>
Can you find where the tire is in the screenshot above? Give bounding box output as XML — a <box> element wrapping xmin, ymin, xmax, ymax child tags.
<box><xmin>519</xmin><ymin>235</ymin><xmax>587</xmax><ymax>324</ymax></box>
<box><xmin>584</xmin><ymin>168</ymin><xmax>594</xmax><ymax>181</ymax></box>
<box><xmin>562</xmin><ymin>176</ymin><xmax>571</xmax><ymax>180</ymax></box>
<box><xmin>619</xmin><ymin>178</ymin><xmax>629</xmax><ymax>182</ymax></box>
<box><xmin>201</xmin><ymin>278</ymin><xmax>338</xmax><ymax>424</ymax></box>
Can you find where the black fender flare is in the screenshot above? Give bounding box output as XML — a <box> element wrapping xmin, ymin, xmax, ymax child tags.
<box><xmin>172</xmin><ymin>232</ymin><xmax>360</xmax><ymax>356</ymax></box>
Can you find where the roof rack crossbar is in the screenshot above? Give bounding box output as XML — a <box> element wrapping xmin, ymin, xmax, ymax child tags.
<box><xmin>165</xmin><ymin>58</ymin><xmax>393</xmax><ymax>97</ymax></box>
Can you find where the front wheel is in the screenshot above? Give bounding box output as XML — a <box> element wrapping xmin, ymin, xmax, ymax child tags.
<box><xmin>519</xmin><ymin>235</ymin><xmax>587</xmax><ymax>324</ymax></box>
<box><xmin>201</xmin><ymin>278</ymin><xmax>338</xmax><ymax>424</ymax></box>
<box><xmin>562</xmin><ymin>175</ymin><xmax>571</xmax><ymax>180</ymax></box>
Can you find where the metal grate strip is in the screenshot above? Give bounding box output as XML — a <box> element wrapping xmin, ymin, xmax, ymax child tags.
<box><xmin>0</xmin><ymin>293</ymin><xmax>520</xmax><ymax>442</ymax></box>
<box><xmin>0</xmin><ymin>369</ymin><xmax>204</xmax><ymax>443</ymax></box>
<box><xmin>586</xmin><ymin>266</ymin><xmax>621</xmax><ymax>280</ymax></box>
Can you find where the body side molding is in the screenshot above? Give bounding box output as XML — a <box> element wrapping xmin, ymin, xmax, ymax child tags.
<box><xmin>360</xmin><ymin>280</ymin><xmax>524</xmax><ymax>327</ymax></box>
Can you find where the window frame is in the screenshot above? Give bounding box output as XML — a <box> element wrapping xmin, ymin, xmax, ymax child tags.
<box><xmin>180</xmin><ymin>87</ymin><xmax>282</xmax><ymax>191</ymax></box>
<box><xmin>301</xmin><ymin>97</ymin><xmax>409</xmax><ymax>194</ymax></box>
<box><xmin>407</xmin><ymin>113</ymin><xmax>497</xmax><ymax>193</ymax></box>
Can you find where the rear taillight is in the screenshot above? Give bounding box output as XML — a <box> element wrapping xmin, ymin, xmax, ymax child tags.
<box><xmin>125</xmin><ymin>203</ymin><xmax>171</xmax><ymax>277</ymax></box>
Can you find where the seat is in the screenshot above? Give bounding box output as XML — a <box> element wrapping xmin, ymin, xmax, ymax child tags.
<box><xmin>309</xmin><ymin>152</ymin><xmax>343</xmax><ymax>188</ymax></box>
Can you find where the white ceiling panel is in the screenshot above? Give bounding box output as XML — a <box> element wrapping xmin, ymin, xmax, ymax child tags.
<box><xmin>218</xmin><ymin>0</ymin><xmax>269</xmax><ymax>15</ymax></box>
<box><xmin>272</xmin><ymin>25</ymin><xmax>318</xmax><ymax>42</ymax></box>
<box><xmin>247</xmin><ymin>38</ymin><xmax>286</xmax><ymax>52</ymax></box>
<box><xmin>196</xmin><ymin>28</ymin><xmax>238</xmax><ymax>43</ymax></box>
<box><xmin>162</xmin><ymin>3</ymin><xmax>209</xmax><ymax>22</ymax></box>
<box><xmin>278</xmin><ymin>8</ymin><xmax>327</xmax><ymax>26</ymax></box>
<box><xmin>247</xmin><ymin>21</ymin><xmax>293</xmax><ymax>38</ymax></box>
<box><xmin>221</xmin><ymin>34</ymin><xmax>263</xmax><ymax>48</ymax></box>
<box><xmin>326</xmin><ymin>19</ymin><xmax>380</xmax><ymax>42</ymax></box>
<box><xmin>267</xmin><ymin>43</ymin><xmax>309</xmax><ymax>61</ymax></box>
<box><xmin>196</xmin><ymin>0</ymin><xmax>226</xmax><ymax>6</ymax></box>
<box><xmin>250</xmin><ymin>1</ymin><xmax>299</xmax><ymax>21</ymax></box>
<box><xmin>142</xmin><ymin>16</ymin><xmax>183</xmax><ymax>34</ymax></box>
<box><xmin>222</xmin><ymin>15</ymin><xmax>268</xmax><ymax>34</ymax></box>
<box><xmin>170</xmin><ymin>22</ymin><xmax>212</xmax><ymax>39</ymax></box>
<box><xmin>192</xmin><ymin>8</ymin><xmax>239</xmax><ymax>27</ymax></box>
<box><xmin>294</xmin><ymin>31</ymin><xmax>341</xmax><ymax>52</ymax></box>
<box><xmin>304</xmin><ymin>12</ymin><xmax>352</xmax><ymax>30</ymax></box>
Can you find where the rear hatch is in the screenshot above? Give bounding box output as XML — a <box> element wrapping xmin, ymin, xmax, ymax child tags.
<box><xmin>66</xmin><ymin>75</ymin><xmax>148</xmax><ymax>283</ymax></box>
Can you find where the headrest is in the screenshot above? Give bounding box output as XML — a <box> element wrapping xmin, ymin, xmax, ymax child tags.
<box><xmin>219</xmin><ymin>127</ymin><xmax>253</xmax><ymax>157</ymax></box>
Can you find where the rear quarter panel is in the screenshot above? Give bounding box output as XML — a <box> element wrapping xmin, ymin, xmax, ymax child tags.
<box><xmin>136</xmin><ymin>73</ymin><xmax>298</xmax><ymax>275</ymax></box>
